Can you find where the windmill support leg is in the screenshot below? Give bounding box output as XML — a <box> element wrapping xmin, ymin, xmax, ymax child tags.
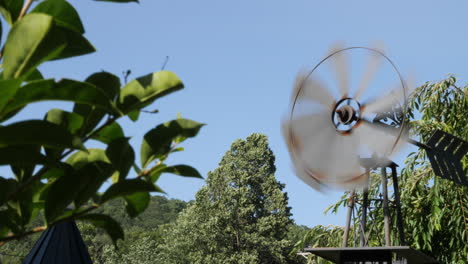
<box><xmin>360</xmin><ymin>169</ymin><xmax>370</xmax><ymax>247</ymax></box>
<box><xmin>342</xmin><ymin>189</ymin><xmax>355</xmax><ymax>247</ymax></box>
<box><xmin>391</xmin><ymin>165</ymin><xmax>406</xmax><ymax>246</ymax></box>
<box><xmin>381</xmin><ymin>167</ymin><xmax>391</xmax><ymax>246</ymax></box>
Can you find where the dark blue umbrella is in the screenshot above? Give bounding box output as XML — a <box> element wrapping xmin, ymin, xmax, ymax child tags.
<box><xmin>23</xmin><ymin>221</ymin><xmax>92</xmax><ymax>264</ymax></box>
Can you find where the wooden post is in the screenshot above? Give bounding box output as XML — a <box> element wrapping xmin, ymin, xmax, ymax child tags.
<box><xmin>360</xmin><ymin>169</ymin><xmax>370</xmax><ymax>247</ymax></box>
<box><xmin>381</xmin><ymin>167</ymin><xmax>391</xmax><ymax>246</ymax></box>
<box><xmin>342</xmin><ymin>189</ymin><xmax>355</xmax><ymax>247</ymax></box>
<box><xmin>391</xmin><ymin>165</ymin><xmax>406</xmax><ymax>246</ymax></box>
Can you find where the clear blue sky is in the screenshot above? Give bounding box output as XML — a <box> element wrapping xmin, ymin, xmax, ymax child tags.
<box><xmin>8</xmin><ymin>0</ymin><xmax>468</xmax><ymax>227</ymax></box>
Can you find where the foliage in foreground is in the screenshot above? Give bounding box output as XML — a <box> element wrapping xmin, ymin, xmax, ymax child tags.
<box><xmin>294</xmin><ymin>76</ymin><xmax>468</xmax><ymax>263</ymax></box>
<box><xmin>0</xmin><ymin>195</ymin><xmax>188</xmax><ymax>263</ymax></box>
<box><xmin>0</xmin><ymin>0</ymin><xmax>203</xmax><ymax>246</ymax></box>
<box><xmin>156</xmin><ymin>134</ymin><xmax>303</xmax><ymax>264</ymax></box>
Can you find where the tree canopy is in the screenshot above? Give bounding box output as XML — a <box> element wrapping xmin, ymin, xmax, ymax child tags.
<box><xmin>156</xmin><ymin>133</ymin><xmax>302</xmax><ymax>264</ymax></box>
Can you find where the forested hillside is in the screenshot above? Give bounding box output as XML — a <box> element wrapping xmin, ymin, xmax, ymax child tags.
<box><xmin>0</xmin><ymin>195</ymin><xmax>189</xmax><ymax>263</ymax></box>
<box><xmin>0</xmin><ymin>195</ymin><xmax>310</xmax><ymax>263</ymax></box>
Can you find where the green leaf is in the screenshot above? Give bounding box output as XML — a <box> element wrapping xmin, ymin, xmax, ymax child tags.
<box><xmin>31</xmin><ymin>0</ymin><xmax>85</xmax><ymax>34</ymax></box>
<box><xmin>127</xmin><ymin>109</ymin><xmax>140</xmax><ymax>121</ymax></box>
<box><xmin>2</xmin><ymin>13</ymin><xmax>94</xmax><ymax>80</ymax></box>
<box><xmin>0</xmin><ymin>120</ymin><xmax>85</xmax><ymax>150</ymax></box>
<box><xmin>85</xmin><ymin>71</ymin><xmax>121</xmax><ymax>100</ymax></box>
<box><xmin>74</xmin><ymin>162</ymin><xmax>114</xmax><ymax>208</ymax></box>
<box><xmin>44</xmin><ymin>165</ymin><xmax>81</xmax><ymax>222</ymax></box>
<box><xmin>124</xmin><ymin>192</ymin><xmax>149</xmax><ymax>218</ymax></box>
<box><xmin>159</xmin><ymin>165</ymin><xmax>203</xmax><ymax>179</ymax></box>
<box><xmin>148</xmin><ymin>164</ymin><xmax>166</xmax><ymax>182</ymax></box>
<box><xmin>0</xmin><ymin>177</ymin><xmax>17</xmax><ymax>204</ymax></box>
<box><xmin>91</xmin><ymin>122</ymin><xmax>124</xmax><ymax>144</ymax></box>
<box><xmin>66</xmin><ymin>149</ymin><xmax>110</xmax><ymax>169</ymax></box>
<box><xmin>79</xmin><ymin>214</ymin><xmax>124</xmax><ymax>246</ymax></box>
<box><xmin>16</xmin><ymin>182</ymin><xmax>44</xmax><ymax>226</ymax></box>
<box><xmin>0</xmin><ymin>0</ymin><xmax>23</xmax><ymax>25</ymax></box>
<box><xmin>2</xmin><ymin>14</ymin><xmax>65</xmax><ymax>79</ymax></box>
<box><xmin>73</xmin><ymin>72</ymin><xmax>121</xmax><ymax>136</ymax></box>
<box><xmin>0</xmin><ymin>145</ymin><xmax>54</xmax><ymax>167</ymax></box>
<box><xmin>101</xmin><ymin>178</ymin><xmax>162</xmax><ymax>203</ymax></box>
<box><xmin>45</xmin><ymin>109</ymin><xmax>84</xmax><ymax>135</ymax></box>
<box><xmin>65</xmin><ymin>151</ymin><xmax>115</xmax><ymax>207</ymax></box>
<box><xmin>140</xmin><ymin>118</ymin><xmax>204</xmax><ymax>168</ymax></box>
<box><xmin>118</xmin><ymin>71</ymin><xmax>183</xmax><ymax>114</ymax></box>
<box><xmin>0</xmin><ymin>209</ymin><xmax>21</xmax><ymax>234</ymax></box>
<box><xmin>148</xmin><ymin>164</ymin><xmax>202</xmax><ymax>183</ymax></box>
<box><xmin>0</xmin><ymin>79</ymin><xmax>21</xmax><ymax>112</ymax></box>
<box><xmin>1</xmin><ymin>79</ymin><xmax>114</xmax><ymax>119</ymax></box>
<box><xmin>10</xmin><ymin>144</ymin><xmax>42</xmax><ymax>182</ymax></box>
<box><xmin>25</xmin><ymin>69</ymin><xmax>44</xmax><ymax>81</ymax></box>
<box><xmin>106</xmin><ymin>138</ymin><xmax>135</xmax><ymax>182</ymax></box>
<box><xmin>53</xmin><ymin>27</ymin><xmax>95</xmax><ymax>60</ymax></box>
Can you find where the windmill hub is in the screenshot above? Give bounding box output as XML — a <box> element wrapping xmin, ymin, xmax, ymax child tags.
<box><xmin>332</xmin><ymin>98</ymin><xmax>361</xmax><ymax>131</ymax></box>
<box><xmin>336</xmin><ymin>105</ymin><xmax>356</xmax><ymax>124</ymax></box>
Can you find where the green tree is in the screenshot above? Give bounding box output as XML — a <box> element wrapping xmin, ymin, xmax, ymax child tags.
<box><xmin>295</xmin><ymin>76</ymin><xmax>467</xmax><ymax>263</ymax></box>
<box><xmin>157</xmin><ymin>133</ymin><xmax>302</xmax><ymax>264</ymax></box>
<box><xmin>398</xmin><ymin>76</ymin><xmax>467</xmax><ymax>262</ymax></box>
<box><xmin>0</xmin><ymin>195</ymin><xmax>188</xmax><ymax>262</ymax></box>
<box><xmin>0</xmin><ymin>0</ymin><xmax>203</xmax><ymax>247</ymax></box>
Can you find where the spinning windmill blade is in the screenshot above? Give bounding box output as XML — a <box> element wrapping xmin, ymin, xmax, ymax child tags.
<box><xmin>283</xmin><ymin>45</ymin><xmax>409</xmax><ymax>190</ymax></box>
<box><xmin>283</xmin><ymin>45</ymin><xmax>468</xmax><ymax>191</ymax></box>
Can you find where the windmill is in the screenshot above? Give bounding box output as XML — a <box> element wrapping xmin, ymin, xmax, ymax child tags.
<box><xmin>282</xmin><ymin>45</ymin><xmax>468</xmax><ymax>264</ymax></box>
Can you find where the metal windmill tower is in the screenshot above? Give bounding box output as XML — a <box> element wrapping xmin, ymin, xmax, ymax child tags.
<box><xmin>282</xmin><ymin>45</ymin><xmax>467</xmax><ymax>264</ymax></box>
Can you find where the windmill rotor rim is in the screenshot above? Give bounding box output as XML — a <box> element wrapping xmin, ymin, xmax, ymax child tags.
<box><xmin>287</xmin><ymin>46</ymin><xmax>409</xmax><ymax>188</ymax></box>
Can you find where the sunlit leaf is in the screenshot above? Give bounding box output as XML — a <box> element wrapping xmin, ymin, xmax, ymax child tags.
<box><xmin>45</xmin><ymin>109</ymin><xmax>84</xmax><ymax>135</ymax></box>
<box><xmin>2</xmin><ymin>14</ymin><xmax>63</xmax><ymax>79</ymax></box>
<box><xmin>91</xmin><ymin>122</ymin><xmax>124</xmax><ymax>144</ymax></box>
<box><xmin>0</xmin><ymin>79</ymin><xmax>21</xmax><ymax>113</ymax></box>
<box><xmin>1</xmin><ymin>79</ymin><xmax>114</xmax><ymax>120</ymax></box>
<box><xmin>66</xmin><ymin>149</ymin><xmax>110</xmax><ymax>169</ymax></box>
<box><xmin>118</xmin><ymin>71</ymin><xmax>183</xmax><ymax>114</ymax></box>
<box><xmin>141</xmin><ymin>118</ymin><xmax>204</xmax><ymax>168</ymax></box>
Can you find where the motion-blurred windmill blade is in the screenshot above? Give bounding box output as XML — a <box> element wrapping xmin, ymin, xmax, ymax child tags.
<box><xmin>424</xmin><ymin>130</ymin><xmax>468</xmax><ymax>186</ymax></box>
<box><xmin>289</xmin><ymin>111</ymin><xmax>334</xmax><ymax>143</ymax></box>
<box><xmin>329</xmin><ymin>44</ymin><xmax>350</xmax><ymax>97</ymax></box>
<box><xmin>362</xmin><ymin>84</ymin><xmax>403</xmax><ymax>115</ymax></box>
<box><xmin>354</xmin><ymin>45</ymin><xmax>385</xmax><ymax>101</ymax></box>
<box><xmin>284</xmin><ymin>46</ymin><xmax>408</xmax><ymax>191</ymax></box>
<box><xmin>294</xmin><ymin>73</ymin><xmax>335</xmax><ymax>107</ymax></box>
<box><xmin>357</xmin><ymin>119</ymin><xmax>408</xmax><ymax>157</ymax></box>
